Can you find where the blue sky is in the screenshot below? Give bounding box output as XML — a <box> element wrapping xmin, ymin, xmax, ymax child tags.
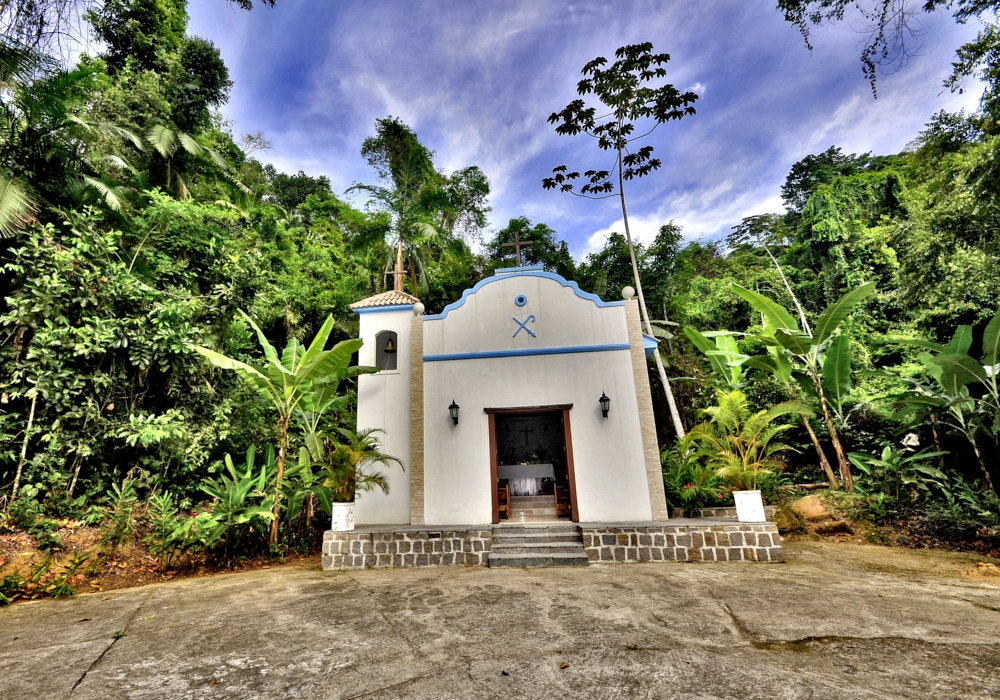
<box><xmin>188</xmin><ymin>0</ymin><xmax>982</xmax><ymax>259</ymax></box>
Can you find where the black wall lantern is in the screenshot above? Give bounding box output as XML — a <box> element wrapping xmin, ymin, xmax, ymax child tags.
<box><xmin>599</xmin><ymin>392</ymin><xmax>611</xmax><ymax>419</ymax></box>
<box><xmin>449</xmin><ymin>399</ymin><xmax>460</xmax><ymax>425</ymax></box>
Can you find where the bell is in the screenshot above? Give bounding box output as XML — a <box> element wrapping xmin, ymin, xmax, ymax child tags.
<box><xmin>383</xmin><ymin>337</ymin><xmax>396</xmax><ymax>354</ymax></box>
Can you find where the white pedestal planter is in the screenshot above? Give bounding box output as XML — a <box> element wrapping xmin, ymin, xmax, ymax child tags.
<box><xmin>733</xmin><ymin>490</ymin><xmax>766</xmax><ymax>523</ymax></box>
<box><xmin>330</xmin><ymin>502</ymin><xmax>356</xmax><ymax>532</ymax></box>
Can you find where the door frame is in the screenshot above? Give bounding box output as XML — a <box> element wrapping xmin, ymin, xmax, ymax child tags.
<box><xmin>485</xmin><ymin>404</ymin><xmax>578</xmax><ymax>523</ymax></box>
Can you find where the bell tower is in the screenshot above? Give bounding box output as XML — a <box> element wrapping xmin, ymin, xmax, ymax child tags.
<box><xmin>350</xmin><ymin>290</ymin><xmax>421</xmax><ymax>525</ymax></box>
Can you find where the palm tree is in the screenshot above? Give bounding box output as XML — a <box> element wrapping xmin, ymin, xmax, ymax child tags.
<box><xmin>143</xmin><ymin>124</ymin><xmax>250</xmax><ymax>201</ymax></box>
<box><xmin>685</xmin><ymin>390</ymin><xmax>811</xmax><ymax>491</ymax></box>
<box><xmin>351</xmin><ymin>152</ymin><xmax>461</xmax><ymax>294</ymax></box>
<box><xmin>318</xmin><ymin>428</ymin><xmax>402</xmax><ymax>504</ymax></box>
<box><xmin>0</xmin><ymin>38</ymin><xmax>142</xmax><ymax>236</ymax></box>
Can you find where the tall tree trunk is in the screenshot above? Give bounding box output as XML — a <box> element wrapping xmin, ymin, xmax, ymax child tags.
<box><xmin>928</xmin><ymin>413</ymin><xmax>946</xmax><ymax>472</ymax></box>
<box><xmin>67</xmin><ymin>454</ymin><xmax>83</xmax><ymax>498</ymax></box>
<box><xmin>617</xmin><ymin>148</ymin><xmax>685</xmax><ymax>439</ymax></box>
<box><xmin>812</xmin><ymin>375</ymin><xmax>853</xmax><ymax>491</ymax></box>
<box><xmin>269</xmin><ymin>416</ymin><xmax>290</xmax><ymax>545</ymax></box>
<box><xmin>12</xmin><ymin>393</ymin><xmax>37</xmax><ymax>500</ymax></box>
<box><xmin>969</xmin><ymin>433</ymin><xmax>995</xmax><ymax>494</ymax></box>
<box><xmin>802</xmin><ymin>413</ymin><xmax>838</xmax><ymax>489</ymax></box>
<box><xmin>396</xmin><ymin>238</ymin><xmax>405</xmax><ymax>292</ymax></box>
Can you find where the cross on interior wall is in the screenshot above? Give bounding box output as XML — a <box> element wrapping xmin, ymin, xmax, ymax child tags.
<box><xmin>502</xmin><ymin>230</ymin><xmax>535</xmax><ymax>267</ymax></box>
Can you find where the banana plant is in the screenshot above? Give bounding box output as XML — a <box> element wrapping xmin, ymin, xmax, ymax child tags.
<box><xmin>189</xmin><ymin>446</ymin><xmax>276</xmax><ymax>565</ymax></box>
<box><xmin>683</xmin><ymin>328</ymin><xmax>749</xmax><ymax>390</ymax></box>
<box><xmin>731</xmin><ymin>281</ymin><xmax>876</xmax><ymax>491</ymax></box>
<box><xmin>848</xmin><ymin>446</ymin><xmax>949</xmax><ymax>500</ymax></box>
<box><xmin>888</xmin><ymin>308</ymin><xmax>1000</xmax><ymax>492</ymax></box>
<box><xmin>193</xmin><ymin>311</ymin><xmax>377</xmax><ymax>543</ymax></box>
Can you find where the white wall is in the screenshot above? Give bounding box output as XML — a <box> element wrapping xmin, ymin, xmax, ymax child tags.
<box><xmin>354</xmin><ymin>308</ymin><xmax>412</xmax><ymax>524</ymax></box>
<box><xmin>421</xmin><ymin>270</ymin><xmax>653</xmax><ymax>525</ymax></box>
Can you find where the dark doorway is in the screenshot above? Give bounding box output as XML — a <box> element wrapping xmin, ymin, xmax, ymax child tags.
<box><xmin>486</xmin><ymin>405</ymin><xmax>578</xmax><ymax>524</ymax></box>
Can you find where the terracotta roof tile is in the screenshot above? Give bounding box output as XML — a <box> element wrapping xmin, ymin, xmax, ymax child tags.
<box><xmin>349</xmin><ymin>290</ymin><xmax>420</xmax><ymax>309</ymax></box>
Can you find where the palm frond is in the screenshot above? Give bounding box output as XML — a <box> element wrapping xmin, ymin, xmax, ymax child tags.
<box><xmin>146</xmin><ymin>125</ymin><xmax>178</xmax><ymax>159</ymax></box>
<box><xmin>99</xmin><ymin>154</ymin><xmax>139</xmax><ymax>176</ymax></box>
<box><xmin>79</xmin><ymin>175</ymin><xmax>126</xmax><ymax>213</ymax></box>
<box><xmin>177</xmin><ymin>131</ymin><xmax>206</xmax><ymax>157</ymax></box>
<box><xmin>0</xmin><ymin>173</ymin><xmax>37</xmax><ymax>237</ymax></box>
<box><xmin>91</xmin><ymin>121</ymin><xmax>145</xmax><ymax>151</ymax></box>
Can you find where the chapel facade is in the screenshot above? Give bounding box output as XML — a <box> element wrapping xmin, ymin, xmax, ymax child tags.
<box><xmin>349</xmin><ymin>264</ymin><xmax>668</xmax><ymax>526</ymax></box>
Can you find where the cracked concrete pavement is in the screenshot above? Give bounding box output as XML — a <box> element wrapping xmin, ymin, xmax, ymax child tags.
<box><xmin>2</xmin><ymin>541</ymin><xmax>999</xmax><ymax>699</ymax></box>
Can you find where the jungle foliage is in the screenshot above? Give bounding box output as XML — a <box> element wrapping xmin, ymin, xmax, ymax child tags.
<box><xmin>2</xmin><ymin>0</ymin><xmax>1000</xmax><ymax>574</ymax></box>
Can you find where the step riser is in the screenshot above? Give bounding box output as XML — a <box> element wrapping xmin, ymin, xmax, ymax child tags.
<box><xmin>509</xmin><ymin>498</ymin><xmax>556</xmax><ymax>506</ymax></box>
<box><xmin>492</xmin><ymin>545</ymin><xmax>584</xmax><ymax>555</ymax></box>
<box><xmin>489</xmin><ymin>555</ymin><xmax>589</xmax><ymax>568</ymax></box>
<box><xmin>507</xmin><ymin>509</ymin><xmax>558</xmax><ymax>516</ymax></box>
<box><xmin>495</xmin><ymin>526</ymin><xmax>578</xmax><ymax>535</ymax></box>
<box><xmin>493</xmin><ymin>535</ymin><xmax>581</xmax><ymax>544</ymax></box>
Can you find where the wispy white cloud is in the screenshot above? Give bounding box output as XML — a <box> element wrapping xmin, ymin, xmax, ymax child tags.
<box><xmin>189</xmin><ymin>0</ymin><xmax>985</xmax><ymax>254</ymax></box>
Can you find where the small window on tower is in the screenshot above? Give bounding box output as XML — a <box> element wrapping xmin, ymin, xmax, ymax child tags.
<box><xmin>375</xmin><ymin>331</ymin><xmax>398</xmax><ymax>371</ymax></box>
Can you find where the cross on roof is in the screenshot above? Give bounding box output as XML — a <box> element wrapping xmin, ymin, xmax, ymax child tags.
<box><xmin>387</xmin><ymin>265</ymin><xmax>408</xmax><ymax>292</ymax></box>
<box><xmin>501</xmin><ymin>230</ymin><xmax>535</xmax><ymax>267</ymax></box>
<box><xmin>388</xmin><ymin>240</ymin><xmax>408</xmax><ymax>292</ymax></box>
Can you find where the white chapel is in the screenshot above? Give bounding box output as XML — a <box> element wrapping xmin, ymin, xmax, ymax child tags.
<box><xmin>348</xmin><ymin>263</ymin><xmax>669</xmax><ymax>526</ymax></box>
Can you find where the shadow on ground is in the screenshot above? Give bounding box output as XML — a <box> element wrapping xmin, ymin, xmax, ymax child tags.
<box><xmin>2</xmin><ymin>542</ymin><xmax>999</xmax><ymax>699</ymax></box>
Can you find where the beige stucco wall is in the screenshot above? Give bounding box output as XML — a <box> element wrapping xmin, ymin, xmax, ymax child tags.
<box><xmin>420</xmin><ymin>270</ymin><xmax>655</xmax><ymax>524</ymax></box>
<box><xmin>355</xmin><ymin>307</ymin><xmax>413</xmax><ymax>525</ymax></box>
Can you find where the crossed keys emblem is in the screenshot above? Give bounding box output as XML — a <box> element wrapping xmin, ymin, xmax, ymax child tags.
<box><xmin>512</xmin><ymin>315</ymin><xmax>536</xmax><ymax>338</ymax></box>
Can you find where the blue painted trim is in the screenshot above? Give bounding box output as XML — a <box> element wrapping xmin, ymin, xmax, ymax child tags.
<box><xmin>514</xmin><ymin>294</ymin><xmax>527</xmax><ymax>307</ymax></box>
<box><xmin>352</xmin><ymin>304</ymin><xmax>414</xmax><ymax>315</ymax></box>
<box><xmin>423</xmin><ymin>343</ymin><xmax>631</xmax><ymax>362</ymax></box>
<box><xmin>643</xmin><ymin>333</ymin><xmax>658</xmax><ymax>359</ymax></box>
<box><xmin>423</xmin><ymin>270</ymin><xmax>624</xmax><ymax>320</ymax></box>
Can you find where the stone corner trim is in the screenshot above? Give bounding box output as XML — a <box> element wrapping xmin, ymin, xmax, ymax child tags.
<box><xmin>410</xmin><ymin>315</ymin><xmax>425</xmax><ymax>525</ymax></box>
<box><xmin>579</xmin><ymin>523</ymin><xmax>784</xmax><ymax>563</ymax></box>
<box><xmin>623</xmin><ymin>299</ymin><xmax>669</xmax><ymax>521</ymax></box>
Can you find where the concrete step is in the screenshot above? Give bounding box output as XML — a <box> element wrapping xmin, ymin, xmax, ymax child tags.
<box><xmin>509</xmin><ymin>496</ymin><xmax>556</xmax><ymax>506</ymax></box>
<box><xmin>488</xmin><ymin>552</ymin><xmax>589</xmax><ymax>568</ymax></box>
<box><xmin>495</xmin><ymin>524</ymin><xmax>578</xmax><ymax>535</ymax></box>
<box><xmin>493</xmin><ymin>532</ymin><xmax>582</xmax><ymax>544</ymax></box>
<box><xmin>491</xmin><ymin>542</ymin><xmax>585</xmax><ymax>555</ymax></box>
<box><xmin>509</xmin><ymin>507</ymin><xmax>558</xmax><ymax>516</ymax></box>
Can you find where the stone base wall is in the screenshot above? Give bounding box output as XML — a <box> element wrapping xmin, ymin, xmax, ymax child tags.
<box><xmin>671</xmin><ymin>506</ymin><xmax>777</xmax><ymax>520</ymax></box>
<box><xmin>322</xmin><ymin>528</ymin><xmax>492</xmax><ymax>570</ymax></box>
<box><xmin>579</xmin><ymin>523</ymin><xmax>783</xmax><ymax>563</ymax></box>
<box><xmin>321</xmin><ymin>522</ymin><xmax>784</xmax><ymax>570</ymax></box>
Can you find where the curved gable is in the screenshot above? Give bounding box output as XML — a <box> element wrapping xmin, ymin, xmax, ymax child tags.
<box><xmin>422</xmin><ymin>266</ymin><xmax>630</xmax><ymax>360</ymax></box>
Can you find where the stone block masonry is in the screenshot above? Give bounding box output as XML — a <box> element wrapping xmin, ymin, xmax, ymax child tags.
<box><xmin>579</xmin><ymin>522</ymin><xmax>784</xmax><ymax>563</ymax></box>
<box><xmin>322</xmin><ymin>521</ymin><xmax>783</xmax><ymax>569</ymax></box>
<box><xmin>322</xmin><ymin>528</ymin><xmax>492</xmax><ymax>570</ymax></box>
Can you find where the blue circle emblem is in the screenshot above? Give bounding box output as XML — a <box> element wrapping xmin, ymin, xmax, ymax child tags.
<box><xmin>515</xmin><ymin>294</ymin><xmax>527</xmax><ymax>307</ymax></box>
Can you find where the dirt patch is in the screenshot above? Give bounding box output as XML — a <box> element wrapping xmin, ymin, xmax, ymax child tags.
<box><xmin>964</xmin><ymin>561</ymin><xmax>1000</xmax><ymax>581</ymax></box>
<box><xmin>1</xmin><ymin>524</ymin><xmax>320</xmax><ymax>604</ymax></box>
<box><xmin>787</xmin><ymin>540</ymin><xmax>1000</xmax><ymax>583</ymax></box>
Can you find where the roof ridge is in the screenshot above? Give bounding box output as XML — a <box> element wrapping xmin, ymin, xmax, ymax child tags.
<box><xmin>349</xmin><ymin>290</ymin><xmax>420</xmax><ymax>309</ymax></box>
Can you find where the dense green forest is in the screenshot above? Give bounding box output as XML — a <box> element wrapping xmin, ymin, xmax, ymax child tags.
<box><xmin>1</xmin><ymin>0</ymin><xmax>999</xmax><ymax>581</ymax></box>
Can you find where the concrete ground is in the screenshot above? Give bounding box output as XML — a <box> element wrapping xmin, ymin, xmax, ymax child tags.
<box><xmin>2</xmin><ymin>542</ymin><xmax>999</xmax><ymax>700</ymax></box>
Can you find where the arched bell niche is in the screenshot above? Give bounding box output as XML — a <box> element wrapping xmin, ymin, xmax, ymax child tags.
<box><xmin>375</xmin><ymin>330</ymin><xmax>398</xmax><ymax>371</ymax></box>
